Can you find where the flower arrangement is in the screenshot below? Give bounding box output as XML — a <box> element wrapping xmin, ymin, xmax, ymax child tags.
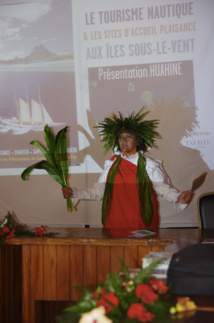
<box><xmin>0</xmin><ymin>211</ymin><xmax>56</xmax><ymax>245</ymax></box>
<box><xmin>57</xmin><ymin>260</ymin><xmax>186</xmax><ymax>323</ymax></box>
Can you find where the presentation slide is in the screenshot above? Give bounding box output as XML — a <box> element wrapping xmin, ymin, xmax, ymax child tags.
<box><xmin>0</xmin><ymin>0</ymin><xmax>213</xmax><ymax>227</ymax></box>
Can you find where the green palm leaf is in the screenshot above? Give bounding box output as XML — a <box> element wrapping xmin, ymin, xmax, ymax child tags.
<box><xmin>134</xmin><ymin>259</ymin><xmax>162</xmax><ymax>285</ymax></box>
<box><xmin>54</xmin><ymin>126</ymin><xmax>69</xmax><ymax>187</ymax></box>
<box><xmin>30</xmin><ymin>140</ymin><xmax>56</xmax><ymax>166</ymax></box>
<box><xmin>21</xmin><ymin>160</ymin><xmax>64</xmax><ymax>186</ymax></box>
<box><xmin>21</xmin><ymin>125</ymin><xmax>75</xmax><ymax>212</ymax></box>
<box><xmin>44</xmin><ymin>124</ymin><xmax>56</xmax><ymax>153</ymax></box>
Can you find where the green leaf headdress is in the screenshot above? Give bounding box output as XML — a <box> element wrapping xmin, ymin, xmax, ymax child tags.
<box><xmin>96</xmin><ymin>108</ymin><xmax>161</xmax><ymax>226</ymax></box>
<box><xmin>96</xmin><ymin>108</ymin><xmax>161</xmax><ymax>152</ymax></box>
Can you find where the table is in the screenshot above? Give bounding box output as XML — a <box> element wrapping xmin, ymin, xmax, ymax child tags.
<box><xmin>0</xmin><ymin>228</ymin><xmax>206</xmax><ymax>323</ymax></box>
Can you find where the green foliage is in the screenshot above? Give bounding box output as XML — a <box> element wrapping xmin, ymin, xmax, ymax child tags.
<box><xmin>133</xmin><ymin>260</ymin><xmax>162</xmax><ymax>285</ymax></box>
<box><xmin>21</xmin><ymin>125</ymin><xmax>75</xmax><ymax>211</ymax></box>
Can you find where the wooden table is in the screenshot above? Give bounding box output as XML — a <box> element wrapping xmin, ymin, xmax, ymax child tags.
<box><xmin>0</xmin><ymin>228</ymin><xmax>203</xmax><ymax>323</ymax></box>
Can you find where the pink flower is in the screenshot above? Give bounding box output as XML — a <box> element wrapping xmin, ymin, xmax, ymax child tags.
<box><xmin>0</xmin><ymin>226</ymin><xmax>10</xmax><ymax>235</ymax></box>
<box><xmin>149</xmin><ymin>278</ymin><xmax>169</xmax><ymax>294</ymax></box>
<box><xmin>97</xmin><ymin>292</ymin><xmax>119</xmax><ymax>313</ymax></box>
<box><xmin>34</xmin><ymin>225</ymin><xmax>48</xmax><ymax>237</ymax></box>
<box><xmin>135</xmin><ymin>284</ymin><xmax>159</xmax><ymax>304</ymax></box>
<box><xmin>127</xmin><ymin>303</ymin><xmax>155</xmax><ymax>322</ymax></box>
<box><xmin>6</xmin><ymin>228</ymin><xmax>15</xmax><ymax>239</ymax></box>
<box><xmin>92</xmin><ymin>287</ymin><xmax>105</xmax><ymax>300</ymax></box>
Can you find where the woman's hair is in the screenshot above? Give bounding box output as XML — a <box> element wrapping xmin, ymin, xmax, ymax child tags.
<box><xmin>115</xmin><ymin>130</ymin><xmax>146</xmax><ymax>152</ymax></box>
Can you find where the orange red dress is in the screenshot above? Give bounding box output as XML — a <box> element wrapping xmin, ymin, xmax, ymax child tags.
<box><xmin>103</xmin><ymin>156</ymin><xmax>159</xmax><ymax>230</ymax></box>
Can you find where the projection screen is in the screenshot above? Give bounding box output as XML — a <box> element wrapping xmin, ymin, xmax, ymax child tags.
<box><xmin>0</xmin><ymin>0</ymin><xmax>214</xmax><ymax>228</ymax></box>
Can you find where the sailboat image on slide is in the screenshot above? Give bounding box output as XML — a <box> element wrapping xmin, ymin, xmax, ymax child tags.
<box><xmin>0</xmin><ymin>86</ymin><xmax>65</xmax><ymax>134</ymax></box>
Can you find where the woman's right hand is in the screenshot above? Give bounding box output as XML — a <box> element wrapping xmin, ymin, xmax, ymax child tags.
<box><xmin>62</xmin><ymin>187</ymin><xmax>73</xmax><ymax>199</ymax></box>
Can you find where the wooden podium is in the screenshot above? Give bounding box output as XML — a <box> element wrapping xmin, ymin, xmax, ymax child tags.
<box><xmin>0</xmin><ymin>228</ymin><xmax>200</xmax><ymax>323</ymax></box>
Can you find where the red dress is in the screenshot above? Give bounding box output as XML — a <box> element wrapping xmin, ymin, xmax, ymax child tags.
<box><xmin>103</xmin><ymin>156</ymin><xmax>159</xmax><ymax>230</ymax></box>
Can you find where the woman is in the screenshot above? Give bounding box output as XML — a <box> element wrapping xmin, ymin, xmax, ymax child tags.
<box><xmin>63</xmin><ymin>109</ymin><xmax>192</xmax><ymax>230</ymax></box>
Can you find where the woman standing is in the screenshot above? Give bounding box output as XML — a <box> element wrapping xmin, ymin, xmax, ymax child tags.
<box><xmin>63</xmin><ymin>109</ymin><xmax>192</xmax><ymax>230</ymax></box>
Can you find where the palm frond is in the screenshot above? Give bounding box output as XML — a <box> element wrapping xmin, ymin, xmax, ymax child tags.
<box><xmin>21</xmin><ymin>125</ymin><xmax>75</xmax><ymax>211</ymax></box>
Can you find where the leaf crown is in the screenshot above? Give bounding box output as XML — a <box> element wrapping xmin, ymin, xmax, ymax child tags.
<box><xmin>96</xmin><ymin>108</ymin><xmax>161</xmax><ymax>152</ymax></box>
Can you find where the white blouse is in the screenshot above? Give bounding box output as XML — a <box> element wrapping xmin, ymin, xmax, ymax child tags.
<box><xmin>73</xmin><ymin>153</ymin><xmax>187</xmax><ymax>211</ymax></box>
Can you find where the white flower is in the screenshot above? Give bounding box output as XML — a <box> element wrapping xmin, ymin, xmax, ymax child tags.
<box><xmin>79</xmin><ymin>306</ymin><xmax>112</xmax><ymax>323</ymax></box>
<box><xmin>122</xmin><ymin>280</ymin><xmax>134</xmax><ymax>292</ymax></box>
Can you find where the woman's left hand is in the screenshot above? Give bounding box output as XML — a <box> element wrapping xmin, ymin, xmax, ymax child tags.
<box><xmin>178</xmin><ymin>189</ymin><xmax>193</xmax><ymax>204</ymax></box>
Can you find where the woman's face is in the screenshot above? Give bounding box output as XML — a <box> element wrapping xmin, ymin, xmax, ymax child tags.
<box><xmin>118</xmin><ymin>131</ymin><xmax>138</xmax><ymax>156</ymax></box>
